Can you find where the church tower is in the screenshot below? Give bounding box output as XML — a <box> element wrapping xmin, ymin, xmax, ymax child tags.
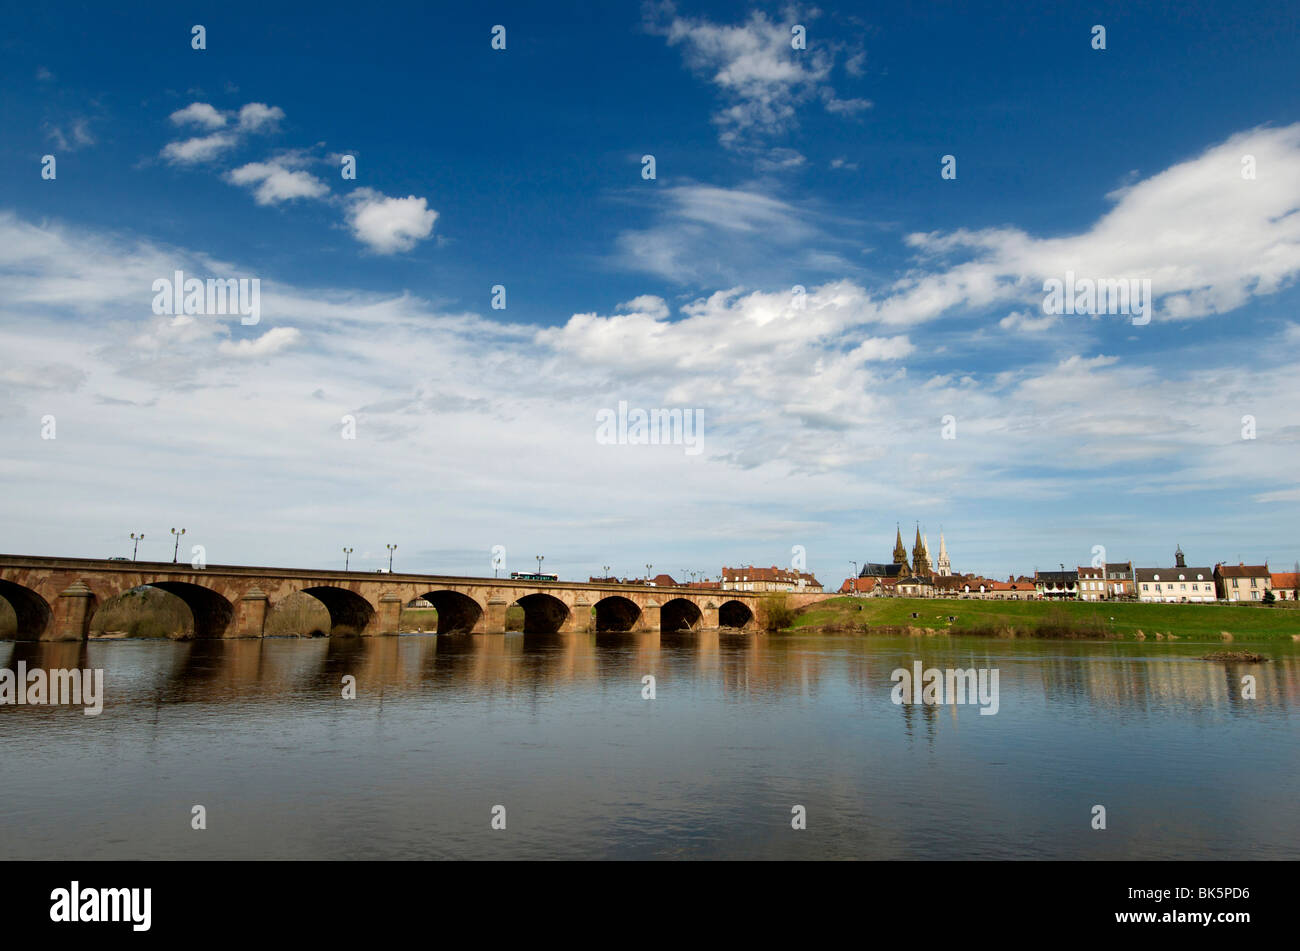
<box><xmin>892</xmin><ymin>525</ymin><xmax>911</xmax><ymax>573</ymax></box>
<box><xmin>912</xmin><ymin>525</ymin><xmax>932</xmax><ymax>577</ymax></box>
<box><xmin>936</xmin><ymin>532</ymin><xmax>952</xmax><ymax>577</ymax></box>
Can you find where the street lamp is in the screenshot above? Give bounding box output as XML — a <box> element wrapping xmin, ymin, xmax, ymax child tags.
<box><xmin>536</xmin><ymin>555</ymin><xmax>544</xmax><ymax>576</ymax></box>
<box><xmin>343</xmin><ymin>547</ymin><xmax>353</xmax><ymax>571</ymax></box>
<box><xmin>645</xmin><ymin>563</ymin><xmax>653</xmax><ymax>585</ymax></box>
<box><xmin>386</xmin><ymin>544</ymin><xmax>397</xmax><ymax>572</ymax></box>
<box><xmin>130</xmin><ymin>532</ymin><xmax>144</xmax><ymax>561</ymax></box>
<box><xmin>170</xmin><ymin>527</ymin><xmax>185</xmax><ymax>563</ymax></box>
<box><xmin>602</xmin><ymin>564</ymin><xmax>610</xmax><ymax>580</ymax></box>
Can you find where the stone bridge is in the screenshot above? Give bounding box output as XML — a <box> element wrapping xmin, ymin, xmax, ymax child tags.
<box><xmin>0</xmin><ymin>555</ymin><xmax>826</xmax><ymax>641</ymax></box>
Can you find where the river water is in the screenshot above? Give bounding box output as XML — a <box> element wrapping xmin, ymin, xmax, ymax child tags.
<box><xmin>1</xmin><ymin>632</ymin><xmax>1296</xmax><ymax>860</ymax></box>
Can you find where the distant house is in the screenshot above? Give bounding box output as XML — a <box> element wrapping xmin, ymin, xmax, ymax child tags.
<box><xmin>1034</xmin><ymin>570</ymin><xmax>1078</xmax><ymax>599</ymax></box>
<box><xmin>988</xmin><ymin>579</ymin><xmax>1035</xmax><ymax>600</ymax></box>
<box><xmin>932</xmin><ymin>575</ymin><xmax>966</xmax><ymax>598</ymax></box>
<box><xmin>1104</xmin><ymin>562</ymin><xmax>1136</xmax><ymax>599</ymax></box>
<box><xmin>588</xmin><ymin>576</ymin><xmax>620</xmax><ymax>585</ymax></box>
<box><xmin>1077</xmin><ymin>565</ymin><xmax>1105</xmax><ymax>601</ymax></box>
<box><xmin>722</xmin><ymin>565</ymin><xmax>822</xmax><ymax>593</ymax></box>
<box><xmin>840</xmin><ymin>577</ymin><xmax>884</xmax><ymax>596</ymax></box>
<box><xmin>1075</xmin><ymin>562</ymin><xmax>1135</xmax><ymax>600</ymax></box>
<box><xmin>1214</xmin><ymin>562</ymin><xmax>1271</xmax><ymax>602</ymax></box>
<box><xmin>624</xmin><ymin>574</ymin><xmax>678</xmax><ymax>586</ymax></box>
<box><xmin>1136</xmin><ymin>547</ymin><xmax>1215</xmax><ymax>602</ymax></box>
<box><xmin>896</xmin><ymin>575</ymin><xmax>934</xmax><ymax>598</ymax></box>
<box><xmin>1270</xmin><ymin>571</ymin><xmax>1300</xmax><ymax>601</ymax></box>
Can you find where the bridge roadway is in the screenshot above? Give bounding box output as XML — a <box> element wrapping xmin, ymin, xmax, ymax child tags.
<box><xmin>0</xmin><ymin>554</ymin><xmax>792</xmax><ymax>641</ymax></box>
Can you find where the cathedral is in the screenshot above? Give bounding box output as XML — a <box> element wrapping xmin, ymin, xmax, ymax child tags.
<box><xmin>860</xmin><ymin>525</ymin><xmax>952</xmax><ymax>580</ymax></box>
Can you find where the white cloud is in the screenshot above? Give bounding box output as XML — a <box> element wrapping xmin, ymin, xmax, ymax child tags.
<box><xmin>644</xmin><ymin>4</ymin><xmax>870</xmax><ymax>148</ymax></box>
<box><xmin>218</xmin><ymin>326</ymin><xmax>302</xmax><ymax>357</ymax></box>
<box><xmin>169</xmin><ymin>102</ymin><xmax>227</xmax><ymax>129</ymax></box>
<box><xmin>44</xmin><ymin>117</ymin><xmax>96</xmax><ymax>151</ymax></box>
<box><xmin>999</xmin><ymin>310</ymin><xmax>1057</xmax><ymax>333</ymax></box>
<box><xmin>346</xmin><ymin>189</ymin><xmax>438</xmax><ymax>254</ymax></box>
<box><xmin>226</xmin><ymin>162</ymin><xmax>329</xmax><ymax>205</ymax></box>
<box><xmin>161</xmin><ymin>132</ymin><xmax>238</xmax><ymax>164</ymax></box>
<box><xmin>238</xmin><ymin>102</ymin><xmax>285</xmax><ymax>132</ymax></box>
<box><xmin>160</xmin><ymin>101</ymin><xmax>286</xmax><ymax>165</ymax></box>
<box><xmin>872</xmin><ymin>124</ymin><xmax>1300</xmax><ymax>326</ymax></box>
<box><xmin>613</xmin><ymin>183</ymin><xmax>852</xmax><ymax>284</ymax></box>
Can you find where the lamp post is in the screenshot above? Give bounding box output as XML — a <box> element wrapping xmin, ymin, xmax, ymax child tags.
<box><xmin>130</xmin><ymin>533</ymin><xmax>144</xmax><ymax>561</ymax></box>
<box><xmin>536</xmin><ymin>555</ymin><xmax>544</xmax><ymax>577</ymax></box>
<box><xmin>170</xmin><ymin>527</ymin><xmax>185</xmax><ymax>563</ymax></box>
<box><xmin>386</xmin><ymin>544</ymin><xmax>397</xmax><ymax>573</ymax></box>
<box><xmin>602</xmin><ymin>564</ymin><xmax>610</xmax><ymax>581</ymax></box>
<box><xmin>645</xmin><ymin>564</ymin><xmax>653</xmax><ymax>585</ymax></box>
<box><xmin>343</xmin><ymin>547</ymin><xmax>353</xmax><ymax>571</ymax></box>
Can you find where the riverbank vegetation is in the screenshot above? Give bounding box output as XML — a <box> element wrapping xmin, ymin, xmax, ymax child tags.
<box><xmin>789</xmin><ymin>596</ymin><xmax>1300</xmax><ymax>641</ymax></box>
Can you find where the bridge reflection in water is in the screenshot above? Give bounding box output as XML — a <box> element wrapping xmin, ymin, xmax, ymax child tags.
<box><xmin>0</xmin><ymin>633</ymin><xmax>1297</xmax><ymax>860</ymax></box>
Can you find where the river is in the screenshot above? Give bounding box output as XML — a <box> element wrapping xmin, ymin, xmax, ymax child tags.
<box><xmin>1</xmin><ymin>632</ymin><xmax>1296</xmax><ymax>859</ymax></box>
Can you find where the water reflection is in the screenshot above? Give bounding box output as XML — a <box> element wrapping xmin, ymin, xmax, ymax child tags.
<box><xmin>1</xmin><ymin>633</ymin><xmax>1296</xmax><ymax>860</ymax></box>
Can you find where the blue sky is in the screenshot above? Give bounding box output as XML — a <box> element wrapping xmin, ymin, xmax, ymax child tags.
<box><xmin>2</xmin><ymin>0</ymin><xmax>1300</xmax><ymax>584</ymax></box>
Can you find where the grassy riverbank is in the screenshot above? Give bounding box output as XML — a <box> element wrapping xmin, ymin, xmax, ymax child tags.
<box><xmin>789</xmin><ymin>596</ymin><xmax>1300</xmax><ymax>641</ymax></box>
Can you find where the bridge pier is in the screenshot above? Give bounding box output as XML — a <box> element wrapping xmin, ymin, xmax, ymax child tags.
<box><xmin>49</xmin><ymin>581</ymin><xmax>94</xmax><ymax>641</ymax></box>
<box><xmin>372</xmin><ymin>593</ymin><xmax>402</xmax><ymax>635</ymax></box>
<box><xmin>235</xmin><ymin>587</ymin><xmax>268</xmax><ymax>638</ymax></box>
<box><xmin>701</xmin><ymin>601</ymin><xmax>719</xmax><ymax>630</ymax></box>
<box><xmin>640</xmin><ymin>600</ymin><xmax>660</xmax><ymax>633</ymax></box>
<box><xmin>563</xmin><ymin>598</ymin><xmax>592</xmax><ymax>634</ymax></box>
<box><xmin>485</xmin><ymin>597</ymin><xmax>509</xmax><ymax>635</ymax></box>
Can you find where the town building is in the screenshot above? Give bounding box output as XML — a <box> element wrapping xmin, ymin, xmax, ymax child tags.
<box><xmin>1034</xmin><ymin>570</ymin><xmax>1078</xmax><ymax>599</ymax></box>
<box><xmin>1077</xmin><ymin>565</ymin><xmax>1105</xmax><ymax>601</ymax></box>
<box><xmin>1136</xmin><ymin>547</ymin><xmax>1215</xmax><ymax>602</ymax></box>
<box><xmin>1270</xmin><ymin>571</ymin><xmax>1300</xmax><ymax>601</ymax></box>
<box><xmin>1104</xmin><ymin>562</ymin><xmax>1135</xmax><ymax>599</ymax></box>
<box><xmin>1214</xmin><ymin>562</ymin><xmax>1271</xmax><ymax>602</ymax></box>
<box><xmin>722</xmin><ymin>565</ymin><xmax>823</xmax><ymax>593</ymax></box>
<box><xmin>989</xmin><ymin>579</ymin><xmax>1036</xmax><ymax>600</ymax></box>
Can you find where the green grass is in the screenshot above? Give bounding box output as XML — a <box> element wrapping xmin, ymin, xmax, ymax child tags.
<box><xmin>790</xmin><ymin>596</ymin><xmax>1300</xmax><ymax>641</ymax></box>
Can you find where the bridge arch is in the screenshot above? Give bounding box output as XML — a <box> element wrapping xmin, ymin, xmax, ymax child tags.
<box><xmin>140</xmin><ymin>582</ymin><xmax>234</xmax><ymax>639</ymax></box>
<box><xmin>594</xmin><ymin>595</ymin><xmax>642</xmax><ymax>632</ymax></box>
<box><xmin>0</xmin><ymin>579</ymin><xmax>53</xmax><ymax>641</ymax></box>
<box><xmin>420</xmin><ymin>590</ymin><xmax>484</xmax><ymax>634</ymax></box>
<box><xmin>661</xmin><ymin>597</ymin><xmax>703</xmax><ymax>632</ymax></box>
<box><xmin>511</xmin><ymin>593</ymin><xmax>569</xmax><ymax>634</ymax></box>
<box><xmin>719</xmin><ymin>599</ymin><xmax>754</xmax><ymax>630</ymax></box>
<box><xmin>299</xmin><ymin>586</ymin><xmax>375</xmax><ymax>636</ymax></box>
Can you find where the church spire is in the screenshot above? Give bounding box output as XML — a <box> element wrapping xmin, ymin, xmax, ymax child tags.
<box><xmin>892</xmin><ymin>524</ymin><xmax>910</xmax><ymax>573</ymax></box>
<box><xmin>936</xmin><ymin>530</ymin><xmax>952</xmax><ymax>577</ymax></box>
<box><xmin>912</xmin><ymin>523</ymin><xmax>931</xmax><ymax>577</ymax></box>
